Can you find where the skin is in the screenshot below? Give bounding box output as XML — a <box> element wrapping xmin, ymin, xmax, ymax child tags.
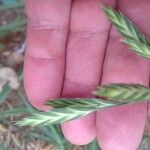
<box><xmin>24</xmin><ymin>0</ymin><xmax>150</xmax><ymax>149</ymax></box>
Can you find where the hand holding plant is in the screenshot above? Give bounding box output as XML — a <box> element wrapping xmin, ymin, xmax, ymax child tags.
<box><xmin>19</xmin><ymin>0</ymin><xmax>150</xmax><ymax>149</ymax></box>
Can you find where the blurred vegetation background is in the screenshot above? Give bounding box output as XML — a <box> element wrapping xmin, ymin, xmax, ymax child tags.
<box><xmin>0</xmin><ymin>0</ymin><xmax>150</xmax><ymax>149</ymax></box>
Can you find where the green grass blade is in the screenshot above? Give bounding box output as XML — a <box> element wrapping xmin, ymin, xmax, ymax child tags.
<box><xmin>47</xmin><ymin>125</ymin><xmax>66</xmax><ymax>149</ymax></box>
<box><xmin>0</xmin><ymin>144</ymin><xmax>9</xmax><ymax>150</ymax></box>
<box><xmin>139</xmin><ymin>136</ymin><xmax>150</xmax><ymax>149</ymax></box>
<box><xmin>0</xmin><ymin>85</ymin><xmax>12</xmax><ymax>104</ymax></box>
<box><xmin>0</xmin><ymin>43</ymin><xmax>5</xmax><ymax>50</ymax></box>
<box><xmin>102</xmin><ymin>4</ymin><xmax>150</xmax><ymax>59</ymax></box>
<box><xmin>0</xmin><ymin>19</ymin><xmax>26</xmax><ymax>37</ymax></box>
<box><xmin>0</xmin><ymin>71</ymin><xmax>23</xmax><ymax>104</ymax></box>
<box><xmin>26</xmin><ymin>132</ymin><xmax>53</xmax><ymax>143</ymax></box>
<box><xmin>18</xmin><ymin>92</ymin><xmax>37</xmax><ymax>113</ymax></box>
<box><xmin>84</xmin><ymin>140</ymin><xmax>100</xmax><ymax>150</ymax></box>
<box><xmin>0</xmin><ymin>2</ymin><xmax>24</xmax><ymax>10</ymax></box>
<box><xmin>0</xmin><ymin>107</ymin><xmax>28</xmax><ymax>118</ymax></box>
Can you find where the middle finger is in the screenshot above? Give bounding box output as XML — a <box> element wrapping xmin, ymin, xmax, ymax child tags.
<box><xmin>61</xmin><ymin>0</ymin><xmax>117</xmax><ymax>145</ymax></box>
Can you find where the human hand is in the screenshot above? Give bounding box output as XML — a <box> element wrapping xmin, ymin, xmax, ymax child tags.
<box><xmin>24</xmin><ymin>0</ymin><xmax>150</xmax><ymax>149</ymax></box>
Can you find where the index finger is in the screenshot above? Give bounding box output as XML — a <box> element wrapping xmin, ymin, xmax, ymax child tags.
<box><xmin>24</xmin><ymin>0</ymin><xmax>72</xmax><ymax>110</ymax></box>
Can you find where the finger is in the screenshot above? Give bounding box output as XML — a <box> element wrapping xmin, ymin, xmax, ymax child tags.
<box><xmin>61</xmin><ymin>0</ymin><xmax>117</xmax><ymax>145</ymax></box>
<box><xmin>97</xmin><ymin>0</ymin><xmax>150</xmax><ymax>149</ymax></box>
<box><xmin>24</xmin><ymin>0</ymin><xmax>71</xmax><ymax>110</ymax></box>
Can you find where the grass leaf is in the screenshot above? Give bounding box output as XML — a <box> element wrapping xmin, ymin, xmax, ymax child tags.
<box><xmin>0</xmin><ymin>18</ymin><xmax>26</xmax><ymax>37</ymax></box>
<box><xmin>0</xmin><ymin>85</ymin><xmax>12</xmax><ymax>104</ymax></box>
<box><xmin>0</xmin><ymin>1</ymin><xmax>23</xmax><ymax>10</ymax></box>
<box><xmin>84</xmin><ymin>140</ymin><xmax>100</xmax><ymax>150</ymax></box>
<box><xmin>0</xmin><ymin>107</ymin><xmax>28</xmax><ymax>117</ymax></box>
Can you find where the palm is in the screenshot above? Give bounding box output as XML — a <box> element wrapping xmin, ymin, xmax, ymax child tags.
<box><xmin>24</xmin><ymin>0</ymin><xmax>150</xmax><ymax>149</ymax></box>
